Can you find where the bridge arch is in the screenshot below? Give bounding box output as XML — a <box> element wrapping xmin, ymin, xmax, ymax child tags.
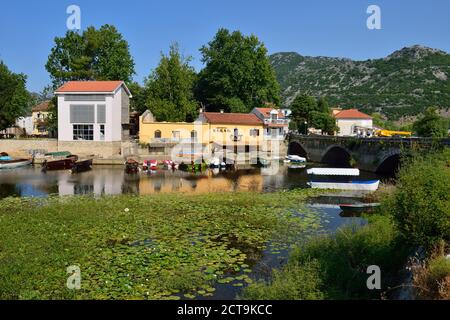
<box><xmin>287</xmin><ymin>141</ymin><xmax>308</xmax><ymax>158</ymax></box>
<box><xmin>376</xmin><ymin>150</ymin><xmax>401</xmax><ymax>176</ymax></box>
<box><xmin>321</xmin><ymin>145</ymin><xmax>352</xmax><ymax>167</ymax></box>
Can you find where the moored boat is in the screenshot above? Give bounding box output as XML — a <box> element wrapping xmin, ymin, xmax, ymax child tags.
<box><xmin>307</xmin><ymin>179</ymin><xmax>380</xmax><ymax>191</ymax></box>
<box><xmin>284</xmin><ymin>155</ymin><xmax>307</xmax><ymax>164</ymax></box>
<box><xmin>143</xmin><ymin>160</ymin><xmax>158</xmax><ymax>172</ymax></box>
<box><xmin>307</xmin><ymin>168</ymin><xmax>360</xmax><ymax>176</ymax></box>
<box><xmin>125</xmin><ymin>159</ymin><xmax>139</xmax><ymax>174</ymax></box>
<box><xmin>307</xmin><ymin>167</ymin><xmax>379</xmax><ymax>191</ymax></box>
<box><xmin>339</xmin><ymin>203</ymin><xmax>381</xmax><ymax>213</ymax></box>
<box><xmin>0</xmin><ymin>158</ymin><xmax>33</xmax><ymax>169</ymax></box>
<box><xmin>42</xmin><ymin>155</ymin><xmax>78</xmax><ymax>172</ymax></box>
<box><xmin>71</xmin><ymin>159</ymin><xmax>93</xmax><ymax>173</ymax></box>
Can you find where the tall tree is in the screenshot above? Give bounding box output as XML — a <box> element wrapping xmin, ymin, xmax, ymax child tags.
<box><xmin>0</xmin><ymin>61</ymin><xmax>31</xmax><ymax>131</ymax></box>
<box><xmin>144</xmin><ymin>43</ymin><xmax>199</xmax><ymax>122</ymax></box>
<box><xmin>196</xmin><ymin>28</ymin><xmax>280</xmax><ymax>113</ymax></box>
<box><xmin>46</xmin><ymin>24</ymin><xmax>135</xmax><ymax>88</ymax></box>
<box><xmin>290</xmin><ymin>95</ymin><xmax>338</xmax><ymax>134</ymax></box>
<box><xmin>127</xmin><ymin>82</ymin><xmax>147</xmax><ymax>114</ymax></box>
<box><xmin>290</xmin><ymin>94</ymin><xmax>317</xmax><ymax>132</ymax></box>
<box><xmin>413</xmin><ymin>107</ymin><xmax>448</xmax><ymax>138</ymax></box>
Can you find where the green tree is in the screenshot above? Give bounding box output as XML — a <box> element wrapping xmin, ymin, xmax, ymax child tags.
<box><xmin>413</xmin><ymin>107</ymin><xmax>448</xmax><ymax>138</ymax></box>
<box><xmin>46</xmin><ymin>24</ymin><xmax>135</xmax><ymax>88</ymax></box>
<box><xmin>144</xmin><ymin>43</ymin><xmax>199</xmax><ymax>122</ymax></box>
<box><xmin>196</xmin><ymin>28</ymin><xmax>280</xmax><ymax>113</ymax></box>
<box><xmin>317</xmin><ymin>97</ymin><xmax>329</xmax><ymax>113</ymax></box>
<box><xmin>127</xmin><ymin>82</ymin><xmax>147</xmax><ymax>114</ymax></box>
<box><xmin>291</xmin><ymin>95</ymin><xmax>338</xmax><ymax>134</ymax></box>
<box><xmin>290</xmin><ymin>95</ymin><xmax>318</xmax><ymax>133</ymax></box>
<box><xmin>0</xmin><ymin>61</ymin><xmax>31</xmax><ymax>131</ymax></box>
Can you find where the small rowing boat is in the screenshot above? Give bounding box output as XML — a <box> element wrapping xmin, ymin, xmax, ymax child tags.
<box><xmin>71</xmin><ymin>159</ymin><xmax>93</xmax><ymax>173</ymax></box>
<box><xmin>307</xmin><ymin>180</ymin><xmax>380</xmax><ymax>191</ymax></box>
<box><xmin>307</xmin><ymin>167</ymin><xmax>380</xmax><ymax>191</ymax></box>
<box><xmin>42</xmin><ymin>155</ymin><xmax>78</xmax><ymax>172</ymax></box>
<box><xmin>125</xmin><ymin>159</ymin><xmax>139</xmax><ymax>174</ymax></box>
<box><xmin>284</xmin><ymin>155</ymin><xmax>306</xmax><ymax>164</ymax></box>
<box><xmin>339</xmin><ymin>203</ymin><xmax>381</xmax><ymax>213</ymax></box>
<box><xmin>0</xmin><ymin>158</ymin><xmax>33</xmax><ymax>169</ymax></box>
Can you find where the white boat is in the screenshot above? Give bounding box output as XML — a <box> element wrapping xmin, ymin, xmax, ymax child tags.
<box><xmin>284</xmin><ymin>155</ymin><xmax>306</xmax><ymax>163</ymax></box>
<box><xmin>307</xmin><ymin>180</ymin><xmax>380</xmax><ymax>191</ymax></box>
<box><xmin>0</xmin><ymin>158</ymin><xmax>32</xmax><ymax>169</ymax></box>
<box><xmin>307</xmin><ymin>168</ymin><xmax>360</xmax><ymax>176</ymax></box>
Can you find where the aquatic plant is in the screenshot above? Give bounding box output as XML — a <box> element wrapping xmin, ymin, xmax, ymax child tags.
<box><xmin>0</xmin><ymin>189</ymin><xmax>323</xmax><ymax>300</ymax></box>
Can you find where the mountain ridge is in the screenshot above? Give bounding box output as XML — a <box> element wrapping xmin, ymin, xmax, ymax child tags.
<box><xmin>270</xmin><ymin>45</ymin><xmax>450</xmax><ymax>119</ymax></box>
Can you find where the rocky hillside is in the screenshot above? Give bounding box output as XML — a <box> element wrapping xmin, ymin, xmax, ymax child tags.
<box><xmin>270</xmin><ymin>45</ymin><xmax>450</xmax><ymax>119</ymax></box>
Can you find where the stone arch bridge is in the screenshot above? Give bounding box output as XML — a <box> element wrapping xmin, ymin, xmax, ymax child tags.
<box><xmin>287</xmin><ymin>135</ymin><xmax>449</xmax><ymax>175</ymax></box>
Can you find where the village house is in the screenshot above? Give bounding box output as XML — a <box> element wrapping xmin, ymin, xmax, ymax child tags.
<box><xmin>54</xmin><ymin>81</ymin><xmax>132</xmax><ymax>156</ymax></box>
<box><xmin>139</xmin><ymin>110</ymin><xmax>267</xmax><ymax>163</ymax></box>
<box><xmin>0</xmin><ymin>101</ymin><xmax>50</xmax><ymax>138</ymax></box>
<box><xmin>31</xmin><ymin>101</ymin><xmax>52</xmax><ymax>136</ymax></box>
<box><xmin>251</xmin><ymin>107</ymin><xmax>289</xmax><ymax>140</ymax></box>
<box><xmin>333</xmin><ymin>109</ymin><xmax>373</xmax><ymax>136</ymax></box>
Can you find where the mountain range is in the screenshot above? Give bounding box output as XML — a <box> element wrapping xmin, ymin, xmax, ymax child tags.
<box><xmin>269</xmin><ymin>45</ymin><xmax>450</xmax><ymax>120</ymax></box>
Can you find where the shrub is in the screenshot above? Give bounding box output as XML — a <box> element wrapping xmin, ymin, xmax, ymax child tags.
<box><xmin>241</xmin><ymin>259</ymin><xmax>325</xmax><ymax>300</ymax></box>
<box><xmin>387</xmin><ymin>149</ymin><xmax>450</xmax><ymax>249</ymax></box>
<box><xmin>413</xmin><ymin>255</ymin><xmax>450</xmax><ymax>299</ymax></box>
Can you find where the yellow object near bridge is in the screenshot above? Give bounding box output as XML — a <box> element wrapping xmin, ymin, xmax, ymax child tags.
<box><xmin>376</xmin><ymin>130</ymin><xmax>412</xmax><ymax>137</ymax></box>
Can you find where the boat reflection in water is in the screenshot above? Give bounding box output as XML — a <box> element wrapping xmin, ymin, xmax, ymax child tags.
<box><xmin>0</xmin><ymin>164</ymin><xmax>384</xmax><ymax>199</ymax></box>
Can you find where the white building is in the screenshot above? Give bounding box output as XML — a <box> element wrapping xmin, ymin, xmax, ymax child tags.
<box><xmin>251</xmin><ymin>107</ymin><xmax>290</xmax><ymax>139</ymax></box>
<box><xmin>334</xmin><ymin>109</ymin><xmax>373</xmax><ymax>136</ymax></box>
<box><xmin>55</xmin><ymin>81</ymin><xmax>132</xmax><ymax>142</ymax></box>
<box><xmin>15</xmin><ymin>116</ymin><xmax>33</xmax><ymax>136</ymax></box>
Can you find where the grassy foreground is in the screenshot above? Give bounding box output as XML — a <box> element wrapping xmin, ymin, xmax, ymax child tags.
<box><xmin>0</xmin><ymin>189</ymin><xmax>323</xmax><ymax>300</ymax></box>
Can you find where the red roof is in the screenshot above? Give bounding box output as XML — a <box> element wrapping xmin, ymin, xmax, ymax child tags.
<box><xmin>55</xmin><ymin>81</ymin><xmax>125</xmax><ymax>93</ymax></box>
<box><xmin>32</xmin><ymin>101</ymin><xmax>51</xmax><ymax>112</ymax></box>
<box><xmin>334</xmin><ymin>109</ymin><xmax>372</xmax><ymax>119</ymax></box>
<box><xmin>202</xmin><ymin>112</ymin><xmax>263</xmax><ymax>125</ymax></box>
<box><xmin>254</xmin><ymin>108</ymin><xmax>284</xmax><ymax>118</ymax></box>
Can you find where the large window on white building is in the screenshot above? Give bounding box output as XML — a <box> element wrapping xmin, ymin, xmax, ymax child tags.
<box><xmin>73</xmin><ymin>124</ymin><xmax>94</xmax><ymax>140</ymax></box>
<box><xmin>70</xmin><ymin>105</ymin><xmax>95</xmax><ymax>124</ymax></box>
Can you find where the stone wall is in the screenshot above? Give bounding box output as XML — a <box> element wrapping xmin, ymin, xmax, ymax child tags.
<box><xmin>58</xmin><ymin>141</ymin><xmax>123</xmax><ymax>158</ymax></box>
<box><xmin>0</xmin><ymin>139</ymin><xmax>58</xmax><ymax>157</ymax></box>
<box><xmin>0</xmin><ymin>139</ymin><xmax>124</xmax><ymax>158</ymax></box>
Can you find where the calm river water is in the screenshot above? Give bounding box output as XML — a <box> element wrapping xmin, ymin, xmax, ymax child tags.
<box><xmin>0</xmin><ymin>164</ymin><xmax>382</xmax><ymax>199</ymax></box>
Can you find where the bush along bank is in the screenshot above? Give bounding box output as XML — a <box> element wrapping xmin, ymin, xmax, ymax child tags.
<box><xmin>242</xmin><ymin>149</ymin><xmax>450</xmax><ymax>300</ymax></box>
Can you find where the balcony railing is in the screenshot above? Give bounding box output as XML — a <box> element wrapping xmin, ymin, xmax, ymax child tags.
<box><xmin>264</xmin><ymin>119</ymin><xmax>289</xmax><ymax>125</ymax></box>
<box><xmin>150</xmin><ymin>137</ymin><xmax>199</xmax><ymax>144</ymax></box>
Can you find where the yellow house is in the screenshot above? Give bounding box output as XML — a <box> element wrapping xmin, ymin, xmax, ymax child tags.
<box><xmin>139</xmin><ymin>110</ymin><xmax>265</xmax><ymax>163</ymax></box>
<box><xmin>32</xmin><ymin>101</ymin><xmax>51</xmax><ymax>136</ymax></box>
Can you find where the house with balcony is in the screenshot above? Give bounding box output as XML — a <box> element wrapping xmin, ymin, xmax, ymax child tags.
<box><xmin>198</xmin><ymin>112</ymin><xmax>264</xmax><ymax>162</ymax></box>
<box><xmin>54</xmin><ymin>81</ymin><xmax>132</xmax><ymax>156</ymax></box>
<box><xmin>139</xmin><ymin>110</ymin><xmax>209</xmax><ymax>157</ymax></box>
<box><xmin>139</xmin><ymin>110</ymin><xmax>265</xmax><ymax>163</ymax></box>
<box><xmin>251</xmin><ymin>107</ymin><xmax>289</xmax><ymax>140</ymax></box>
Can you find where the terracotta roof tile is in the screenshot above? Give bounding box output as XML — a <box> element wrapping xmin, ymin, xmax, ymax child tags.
<box><xmin>255</xmin><ymin>108</ymin><xmax>284</xmax><ymax>118</ymax></box>
<box><xmin>334</xmin><ymin>109</ymin><xmax>372</xmax><ymax>119</ymax></box>
<box><xmin>202</xmin><ymin>112</ymin><xmax>262</xmax><ymax>125</ymax></box>
<box><xmin>32</xmin><ymin>101</ymin><xmax>51</xmax><ymax>112</ymax></box>
<box><xmin>55</xmin><ymin>81</ymin><xmax>124</xmax><ymax>93</ymax></box>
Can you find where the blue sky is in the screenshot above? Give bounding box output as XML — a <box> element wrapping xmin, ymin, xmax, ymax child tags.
<box><xmin>1</xmin><ymin>0</ymin><xmax>449</xmax><ymax>93</ymax></box>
